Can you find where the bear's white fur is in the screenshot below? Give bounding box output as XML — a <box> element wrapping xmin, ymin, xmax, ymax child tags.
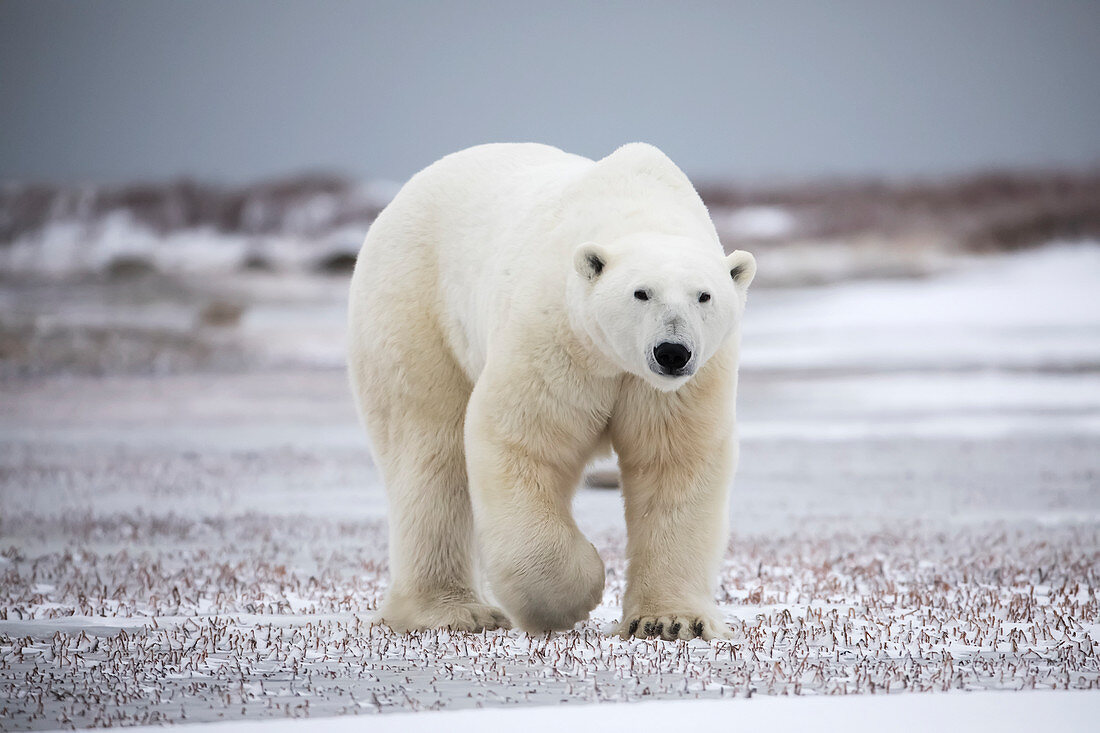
<box><xmin>347</xmin><ymin>143</ymin><xmax>755</xmax><ymax>640</ymax></box>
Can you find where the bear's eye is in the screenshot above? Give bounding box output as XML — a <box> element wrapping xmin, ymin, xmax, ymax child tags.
<box><xmin>698</xmin><ymin>292</ymin><xmax>711</xmax><ymax>303</ymax></box>
<box><xmin>633</xmin><ymin>289</ymin><xmax>649</xmax><ymax>301</ymax></box>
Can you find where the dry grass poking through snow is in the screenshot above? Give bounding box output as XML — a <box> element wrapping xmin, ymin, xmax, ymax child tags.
<box><xmin>1</xmin><ymin>513</ymin><xmax>1098</xmax><ymax>728</ymax></box>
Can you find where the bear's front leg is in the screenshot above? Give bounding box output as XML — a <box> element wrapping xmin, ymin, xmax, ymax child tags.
<box><xmin>612</xmin><ymin>366</ymin><xmax>738</xmax><ymax>641</ymax></box>
<box><xmin>616</xmin><ymin>462</ymin><xmax>734</xmax><ymax>641</ymax></box>
<box><xmin>465</xmin><ymin>370</ymin><xmax>609</xmax><ymax>633</ymax></box>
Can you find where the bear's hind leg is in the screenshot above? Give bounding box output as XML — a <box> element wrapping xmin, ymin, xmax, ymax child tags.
<box><xmin>350</xmin><ymin>333</ymin><xmax>509</xmax><ymax>633</ymax></box>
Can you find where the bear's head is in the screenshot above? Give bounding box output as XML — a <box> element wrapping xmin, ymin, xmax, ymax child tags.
<box><xmin>569</xmin><ymin>232</ymin><xmax>755</xmax><ymax>392</ymax></box>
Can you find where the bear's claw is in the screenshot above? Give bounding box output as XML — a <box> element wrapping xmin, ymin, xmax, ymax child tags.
<box><xmin>619</xmin><ymin>613</ymin><xmax>732</xmax><ymax>641</ymax></box>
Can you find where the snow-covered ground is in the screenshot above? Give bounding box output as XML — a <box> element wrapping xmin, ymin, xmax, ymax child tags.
<box><xmin>119</xmin><ymin>690</ymin><xmax>1098</xmax><ymax>733</ymax></box>
<box><xmin>1</xmin><ymin>243</ymin><xmax>1098</xmax><ymax>729</ymax></box>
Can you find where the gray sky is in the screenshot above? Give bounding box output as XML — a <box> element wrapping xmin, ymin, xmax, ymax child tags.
<box><xmin>2</xmin><ymin>0</ymin><xmax>1098</xmax><ymax>184</ymax></box>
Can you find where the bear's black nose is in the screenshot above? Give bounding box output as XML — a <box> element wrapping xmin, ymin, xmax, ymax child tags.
<box><xmin>653</xmin><ymin>342</ymin><xmax>691</xmax><ymax>373</ymax></box>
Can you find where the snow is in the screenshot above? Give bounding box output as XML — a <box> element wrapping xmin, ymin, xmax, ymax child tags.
<box><xmin>718</xmin><ymin>205</ymin><xmax>797</xmax><ymax>239</ymax></box>
<box><xmin>0</xmin><ymin>211</ymin><xmax>369</xmax><ymax>279</ymax></box>
<box><xmin>1</xmin><ymin>213</ymin><xmax>249</xmax><ymax>277</ymax></box>
<box><xmin>115</xmin><ymin>690</ymin><xmax>1100</xmax><ymax>733</ymax></box>
<box><xmin>743</xmin><ymin>243</ymin><xmax>1100</xmax><ymax>373</ymax></box>
<box><xmin>1</xmin><ymin>242</ymin><xmax>1099</xmax><ymax>728</ymax></box>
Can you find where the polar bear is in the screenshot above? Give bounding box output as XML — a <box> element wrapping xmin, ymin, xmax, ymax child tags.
<box><xmin>347</xmin><ymin>142</ymin><xmax>755</xmax><ymax>640</ymax></box>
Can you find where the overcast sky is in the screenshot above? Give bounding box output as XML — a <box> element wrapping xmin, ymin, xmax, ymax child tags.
<box><xmin>2</xmin><ymin>0</ymin><xmax>1098</xmax><ymax>185</ymax></box>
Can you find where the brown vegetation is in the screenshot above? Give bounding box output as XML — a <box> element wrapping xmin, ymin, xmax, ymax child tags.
<box><xmin>3</xmin><ymin>169</ymin><xmax>1097</xmax><ymax>256</ymax></box>
<box><xmin>0</xmin><ymin>174</ymin><xmax>386</xmax><ymax>244</ymax></box>
<box><xmin>697</xmin><ymin>169</ymin><xmax>1100</xmax><ymax>252</ymax></box>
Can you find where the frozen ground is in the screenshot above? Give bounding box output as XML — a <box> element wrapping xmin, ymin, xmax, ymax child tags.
<box><xmin>1</xmin><ymin>244</ymin><xmax>1099</xmax><ymax>728</ymax></box>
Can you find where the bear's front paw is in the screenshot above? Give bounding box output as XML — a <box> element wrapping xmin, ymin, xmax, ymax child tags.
<box><xmin>618</xmin><ymin>612</ymin><xmax>733</xmax><ymax>641</ymax></box>
<box><xmin>489</xmin><ymin>536</ymin><xmax>604</xmax><ymax>633</ymax></box>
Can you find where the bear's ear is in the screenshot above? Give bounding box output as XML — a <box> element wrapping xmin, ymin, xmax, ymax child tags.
<box><xmin>574</xmin><ymin>242</ymin><xmax>610</xmax><ymax>282</ymax></box>
<box><xmin>726</xmin><ymin>250</ymin><xmax>757</xmax><ymax>290</ymax></box>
